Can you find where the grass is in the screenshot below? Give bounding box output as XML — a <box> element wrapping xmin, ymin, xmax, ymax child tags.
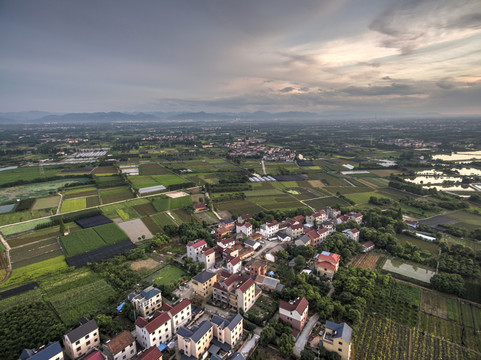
<box><xmin>397</xmin><ymin>234</ymin><xmax>439</xmax><ymax>255</ymax></box>
<box><xmin>31</xmin><ymin>195</ymin><xmax>60</xmax><ymax>210</ymax></box>
<box><xmin>92</xmin><ymin>223</ymin><xmax>128</xmax><ymax>244</ymax></box>
<box><xmin>0</xmin><ymin>209</ymin><xmax>51</xmax><ymax>226</ymax></box>
<box><xmin>0</xmin><ymin>166</ymin><xmax>60</xmax><ymax>187</ymax></box>
<box><xmin>129</xmin><ymin>174</ymin><xmax>187</xmax><ymax>190</ymax></box>
<box><xmin>141</xmin><ymin>216</ymin><xmax>163</xmax><ymax>234</ymax></box>
<box><xmin>151</xmin><ymin>213</ymin><xmax>177</xmax><ymax>227</ymax></box>
<box><xmin>214</xmin><ymin>199</ymin><xmax>264</xmax><ymax>216</ymax></box>
<box><xmin>0</xmin><ymin>218</ymin><xmax>52</xmax><ymax>236</ymax></box>
<box><xmin>305</xmin><ymin>196</ymin><xmax>350</xmax><ymax>208</ymax></box>
<box><xmin>0</xmin><ymin>256</ymin><xmax>68</xmax><ymax>290</ymax></box>
<box><xmin>152</xmin><ymin>195</ymin><xmax>192</xmax><ymax>212</ymax></box>
<box><xmin>152</xmin><ymin>265</ymin><xmax>188</xmax><ymax>286</ymax></box>
<box><xmin>99</xmin><ymin>187</ymin><xmax>134</xmax><ymax>204</ymax></box>
<box><xmin>64</xmin><ymin>186</ymin><xmax>97</xmax><ymax>195</ymax></box>
<box><xmin>345</xmin><ymin>191</ymin><xmax>382</xmax><ymax>204</ymax></box>
<box><xmin>60</xmin><ymin>198</ymin><xmax>87</xmax><ymax>213</ymax></box>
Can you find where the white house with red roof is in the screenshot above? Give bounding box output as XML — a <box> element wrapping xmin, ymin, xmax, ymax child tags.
<box><xmin>342</xmin><ymin>228</ymin><xmax>360</xmax><ymax>242</ymax></box>
<box><xmin>217</xmin><ymin>237</ymin><xmax>235</xmax><ymax>253</ymax></box>
<box><xmin>361</xmin><ymin>241</ymin><xmax>375</xmax><ymax>252</ymax></box>
<box><xmin>306</xmin><ymin>210</ymin><xmax>327</xmax><ymax>225</ymax></box>
<box><xmin>236</xmin><ymin>222</ymin><xmax>253</xmax><ymax>237</ymax></box>
<box><xmin>286</xmin><ymin>223</ymin><xmax>303</xmax><ymax>239</ymax></box>
<box><xmin>259</xmin><ymin>220</ymin><xmax>279</xmax><ymax>238</ymax></box>
<box><xmin>237</xmin><ymin>214</ymin><xmax>252</xmax><ymax>224</ymax></box>
<box><xmin>213</xmin><ymin>275</ymin><xmax>258</xmax><ymax>312</ymax></box>
<box><xmin>348</xmin><ymin>212</ymin><xmax>363</xmax><ymax>224</ymax></box>
<box><xmin>336</xmin><ymin>214</ymin><xmax>351</xmax><ymax>224</ymax></box>
<box><xmin>279</xmin><ymin>297</ymin><xmax>309</xmax><ymax>334</ymax></box>
<box><xmin>226</xmin><ymin>256</ymin><xmax>242</xmax><ymax>274</ymax></box>
<box><xmin>198</xmin><ymin>247</ymin><xmax>216</xmax><ymax>269</ymax></box>
<box><xmin>314</xmin><ymin>251</ymin><xmax>341</xmax><ymax>279</ymax></box>
<box><xmin>326</xmin><ymin>207</ymin><xmax>341</xmax><ymax>220</ymax></box>
<box><xmin>186</xmin><ymin>239</ymin><xmax>207</xmax><ymax>262</ymax></box>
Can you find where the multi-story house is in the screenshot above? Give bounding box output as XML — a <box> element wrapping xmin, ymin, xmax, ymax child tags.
<box><xmin>342</xmin><ymin>228</ymin><xmax>359</xmax><ymax>242</ymax></box>
<box><xmin>286</xmin><ymin>223</ymin><xmax>303</xmax><ymax>239</ymax></box>
<box><xmin>361</xmin><ymin>241</ymin><xmax>375</xmax><ymax>252</ymax></box>
<box><xmin>259</xmin><ymin>220</ymin><xmax>279</xmax><ymax>238</ymax></box>
<box><xmin>348</xmin><ymin>212</ymin><xmax>363</xmax><ymax>224</ymax></box>
<box><xmin>177</xmin><ymin>321</ymin><xmax>213</xmax><ymax>359</ymax></box>
<box><xmin>136</xmin><ymin>346</ymin><xmax>163</xmax><ymax>360</ymax></box>
<box><xmin>198</xmin><ymin>247</ymin><xmax>216</xmax><ymax>269</ymax></box>
<box><xmin>236</xmin><ymin>214</ymin><xmax>252</xmax><ymax>224</ymax></box>
<box><xmin>102</xmin><ymin>331</ymin><xmax>136</xmax><ymax>360</ymax></box>
<box><xmin>186</xmin><ymin>239</ymin><xmax>208</xmax><ymax>262</ymax></box>
<box><xmin>245</xmin><ymin>259</ymin><xmax>267</xmax><ymax>277</ymax></box>
<box><xmin>314</xmin><ymin>251</ymin><xmax>341</xmax><ymax>279</ymax></box>
<box><xmin>211</xmin><ymin>314</ymin><xmax>244</xmax><ymax>349</ymax></box>
<box><xmin>236</xmin><ymin>222</ymin><xmax>253</xmax><ymax>237</ymax></box>
<box><xmin>227</xmin><ymin>256</ymin><xmax>241</xmax><ymax>274</ymax></box>
<box><xmin>215</xmin><ymin>227</ymin><xmax>231</xmax><ymax>240</ymax></box>
<box><xmin>317</xmin><ymin>227</ymin><xmax>330</xmax><ymax>243</ymax></box>
<box><xmin>217</xmin><ymin>237</ymin><xmax>235</xmax><ymax>254</ymax></box>
<box><xmin>306</xmin><ymin>210</ymin><xmax>327</xmax><ymax>225</ymax></box>
<box><xmin>192</xmin><ymin>271</ymin><xmax>218</xmax><ymax>298</ymax></box>
<box><xmin>162</xmin><ymin>298</ymin><xmax>192</xmax><ymax>333</ymax></box>
<box><xmin>63</xmin><ymin>318</ymin><xmax>99</xmax><ymax>360</ymax></box>
<box><xmin>213</xmin><ymin>275</ymin><xmax>258</xmax><ymax>312</ymax></box>
<box><xmin>20</xmin><ymin>342</ymin><xmax>63</xmax><ymax>360</ymax></box>
<box><xmin>326</xmin><ymin>207</ymin><xmax>341</xmax><ymax>220</ymax></box>
<box><xmin>321</xmin><ymin>321</ymin><xmax>353</xmax><ymax>360</ymax></box>
<box><xmin>279</xmin><ymin>297</ymin><xmax>309</xmax><ymax>333</ymax></box>
<box><xmin>336</xmin><ymin>214</ymin><xmax>351</xmax><ymax>224</ymax></box>
<box><xmin>128</xmin><ymin>286</ymin><xmax>162</xmax><ymax>317</ymax></box>
<box><xmin>238</xmin><ymin>247</ymin><xmax>254</xmax><ymax>260</ymax></box>
<box><xmin>135</xmin><ymin>312</ymin><xmax>173</xmax><ymax>350</ymax></box>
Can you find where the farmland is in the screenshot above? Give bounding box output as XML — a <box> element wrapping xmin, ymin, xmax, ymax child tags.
<box><xmin>152</xmin><ymin>195</ymin><xmax>192</xmax><ymax>212</ymax></box>
<box><xmin>100</xmin><ymin>187</ymin><xmax>134</xmax><ymax>204</ymax></box>
<box><xmin>151</xmin><ymin>212</ymin><xmax>177</xmax><ymax>227</ymax></box>
<box><xmin>150</xmin><ymin>265</ymin><xmax>188</xmax><ymax>287</ymax></box>
<box><xmin>129</xmin><ymin>174</ymin><xmax>187</xmax><ymax>190</ymax></box>
<box><xmin>0</xmin><ymin>166</ymin><xmax>60</xmax><ymax>187</ymax></box>
<box><xmin>60</xmin><ymin>197</ymin><xmax>87</xmax><ymax>213</ymax></box>
<box><xmin>351</xmin><ymin>253</ymin><xmax>382</xmax><ymax>270</ymax></box>
<box><xmin>32</xmin><ymin>195</ymin><xmax>60</xmax><ymax>210</ymax></box>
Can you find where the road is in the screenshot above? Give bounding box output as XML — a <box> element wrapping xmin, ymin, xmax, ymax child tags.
<box><xmin>239</xmin><ymin>334</ymin><xmax>259</xmax><ymax>358</ymax></box>
<box><xmin>293</xmin><ymin>313</ymin><xmax>319</xmax><ymax>357</ymax></box>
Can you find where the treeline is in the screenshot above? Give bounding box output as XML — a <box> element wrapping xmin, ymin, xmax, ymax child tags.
<box><xmin>0</xmin><ymin>174</ymin><xmax>92</xmax><ymax>189</ymax></box>
<box><xmin>212</xmin><ymin>193</ymin><xmax>245</xmax><ymax>202</ymax></box>
<box><xmin>438</xmin><ymin>243</ymin><xmax>481</xmax><ymax>278</ymax></box>
<box><xmin>207</xmin><ymin>182</ymin><xmax>252</xmax><ymax>193</ymax></box>
<box><xmin>35</xmin><ymin>209</ymin><xmax>102</xmax><ymax>230</ymax></box>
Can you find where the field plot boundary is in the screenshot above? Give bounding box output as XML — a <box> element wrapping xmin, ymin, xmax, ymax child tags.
<box><xmin>65</xmin><ymin>239</ymin><xmax>135</xmax><ymax>268</ymax></box>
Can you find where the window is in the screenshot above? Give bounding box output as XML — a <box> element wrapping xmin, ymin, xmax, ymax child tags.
<box><xmin>93</xmin><ymin>332</ymin><xmax>97</xmax><ymax>336</ymax></box>
<box><xmin>123</xmin><ymin>356</ymin><xmax>126</xmax><ymax>360</ymax></box>
<box><xmin>338</xmin><ymin>348</ymin><xmax>342</xmax><ymax>352</ymax></box>
<box><xmin>85</xmin><ymin>334</ymin><xmax>89</xmax><ymax>339</ymax></box>
<box><xmin>75</xmin><ymin>340</ymin><xmax>80</xmax><ymax>345</ymax></box>
<box><xmin>76</xmin><ymin>347</ymin><xmax>81</xmax><ymax>352</ymax></box>
<box><xmin>86</xmin><ymin>340</ymin><xmax>91</xmax><ymax>346</ymax></box>
<box><xmin>339</xmin><ymin>341</ymin><xmax>342</xmax><ymax>345</ymax></box>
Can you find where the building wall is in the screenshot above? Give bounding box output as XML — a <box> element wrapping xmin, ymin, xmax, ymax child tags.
<box><xmin>134</xmin><ymin>293</ymin><xmax>162</xmax><ymax>317</ymax></box>
<box><xmin>323</xmin><ymin>337</ymin><xmax>351</xmax><ymax>360</ymax></box>
<box><xmin>178</xmin><ymin>328</ymin><xmax>213</xmax><ymax>358</ymax></box>
<box><xmin>171</xmin><ymin>305</ymin><xmax>192</xmax><ymax>333</ymax></box>
<box><xmin>64</xmin><ymin>328</ymin><xmax>99</xmax><ymax>360</ymax></box>
<box><xmin>136</xmin><ymin>321</ymin><xmax>172</xmax><ymax>350</ymax></box>
<box><xmin>103</xmin><ymin>341</ymin><xmax>137</xmax><ymax>360</ymax></box>
<box><xmin>237</xmin><ymin>285</ymin><xmax>255</xmax><ymax>312</ymax></box>
<box><xmin>192</xmin><ymin>277</ymin><xmax>216</xmax><ymax>297</ymax></box>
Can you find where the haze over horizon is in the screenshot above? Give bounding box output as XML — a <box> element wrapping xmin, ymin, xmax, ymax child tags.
<box><xmin>1</xmin><ymin>0</ymin><xmax>481</xmax><ymax>116</ymax></box>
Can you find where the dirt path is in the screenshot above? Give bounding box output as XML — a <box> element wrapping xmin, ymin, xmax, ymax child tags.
<box><xmin>0</xmin><ymin>234</ymin><xmax>12</xmax><ymax>285</ymax></box>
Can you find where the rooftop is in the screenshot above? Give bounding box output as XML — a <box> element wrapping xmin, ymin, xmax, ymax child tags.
<box><xmin>178</xmin><ymin>320</ymin><xmax>212</xmax><ymax>343</ymax></box>
<box><xmin>279</xmin><ymin>297</ymin><xmax>308</xmax><ymax>315</ymax></box>
<box><xmin>64</xmin><ymin>318</ymin><xmax>97</xmax><ymax>343</ymax></box>
<box><xmin>140</xmin><ymin>286</ymin><xmax>161</xmax><ymax>300</ymax></box>
<box><xmin>187</xmin><ymin>239</ymin><xmax>207</xmax><ymax>249</ymax></box>
<box><xmin>104</xmin><ymin>331</ymin><xmax>134</xmax><ymax>355</ymax></box>
<box><xmin>325</xmin><ymin>321</ymin><xmax>353</xmax><ymax>344</ymax></box>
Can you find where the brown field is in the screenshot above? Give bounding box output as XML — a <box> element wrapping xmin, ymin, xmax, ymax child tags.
<box><xmin>133</xmin><ymin>203</ymin><xmax>157</xmax><ymax>216</ymax></box>
<box><xmin>420</xmin><ymin>289</ymin><xmax>448</xmax><ymax>319</ymax></box>
<box><xmin>92</xmin><ymin>166</ymin><xmax>117</xmax><ymax>174</ymax></box>
<box><xmin>64</xmin><ymin>190</ymin><xmax>98</xmax><ymax>199</ymax></box>
<box><xmin>130</xmin><ymin>257</ymin><xmax>159</xmax><ymax>271</ymax></box>
<box><xmin>308</xmin><ymin>180</ymin><xmax>324</xmax><ymax>187</ymax></box>
<box><xmin>351</xmin><ymin>253</ymin><xmax>381</xmax><ymax>270</ymax></box>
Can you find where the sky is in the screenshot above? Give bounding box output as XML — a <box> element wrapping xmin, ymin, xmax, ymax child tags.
<box><xmin>1</xmin><ymin>0</ymin><xmax>480</xmax><ymax>115</ymax></box>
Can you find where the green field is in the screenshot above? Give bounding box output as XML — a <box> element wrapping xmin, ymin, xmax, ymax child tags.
<box><xmin>32</xmin><ymin>195</ymin><xmax>60</xmax><ymax>210</ymax></box>
<box><xmin>0</xmin><ymin>209</ymin><xmax>52</xmax><ymax>226</ymax></box>
<box><xmin>151</xmin><ymin>212</ymin><xmax>177</xmax><ymax>227</ymax></box>
<box><xmin>0</xmin><ymin>256</ymin><xmax>68</xmax><ymax>290</ymax></box>
<box><xmin>64</xmin><ymin>186</ymin><xmax>97</xmax><ymax>195</ymax></box>
<box><xmin>214</xmin><ymin>199</ymin><xmax>264</xmax><ymax>216</ymax></box>
<box><xmin>129</xmin><ymin>174</ymin><xmax>188</xmax><ymax>190</ymax></box>
<box><xmin>304</xmin><ymin>196</ymin><xmax>350</xmax><ymax>208</ymax></box>
<box><xmin>345</xmin><ymin>191</ymin><xmax>381</xmax><ymax>204</ymax></box>
<box><xmin>0</xmin><ymin>166</ymin><xmax>60</xmax><ymax>187</ymax></box>
<box><xmin>397</xmin><ymin>234</ymin><xmax>439</xmax><ymax>254</ymax></box>
<box><xmin>100</xmin><ymin>187</ymin><xmax>134</xmax><ymax>204</ymax></box>
<box><xmin>60</xmin><ymin>198</ymin><xmax>87</xmax><ymax>213</ymax></box>
<box><xmin>100</xmin><ymin>198</ymin><xmax>149</xmax><ymax>219</ymax></box>
<box><xmin>0</xmin><ymin>218</ymin><xmax>53</xmax><ymax>236</ymax></box>
<box><xmin>60</xmin><ymin>223</ymin><xmax>128</xmax><ymax>256</ymax></box>
<box><xmin>151</xmin><ymin>265</ymin><xmax>188</xmax><ymax>286</ymax></box>
<box><xmin>10</xmin><ymin>237</ymin><xmax>63</xmax><ymax>268</ymax></box>
<box><xmin>152</xmin><ymin>195</ymin><xmax>192</xmax><ymax>212</ymax></box>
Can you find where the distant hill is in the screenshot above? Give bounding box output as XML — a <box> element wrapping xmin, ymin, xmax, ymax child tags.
<box><xmin>37</xmin><ymin>112</ymin><xmax>158</xmax><ymax>122</ymax></box>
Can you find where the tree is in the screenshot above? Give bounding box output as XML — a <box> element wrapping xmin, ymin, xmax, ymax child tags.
<box><xmin>278</xmin><ymin>333</ymin><xmax>294</xmax><ymax>356</ymax></box>
<box><xmin>301</xmin><ymin>349</ymin><xmax>317</xmax><ymax>360</ymax></box>
<box><xmin>294</xmin><ymin>255</ymin><xmax>306</xmax><ymax>271</ymax></box>
<box><xmin>260</xmin><ymin>325</ymin><xmax>276</xmax><ymax>344</ymax></box>
<box><xmin>430</xmin><ymin>272</ymin><xmax>465</xmax><ymax>296</ymax></box>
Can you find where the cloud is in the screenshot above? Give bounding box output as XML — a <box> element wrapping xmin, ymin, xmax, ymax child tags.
<box><xmin>280</xmin><ymin>86</ymin><xmax>295</xmax><ymax>93</ymax></box>
<box><xmin>436</xmin><ymin>80</ymin><xmax>455</xmax><ymax>90</ymax></box>
<box><xmin>341</xmin><ymin>83</ymin><xmax>422</xmax><ymax>96</ymax></box>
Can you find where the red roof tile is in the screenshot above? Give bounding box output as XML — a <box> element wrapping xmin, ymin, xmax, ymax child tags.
<box><xmin>362</xmin><ymin>241</ymin><xmax>374</xmax><ymax>248</ymax></box>
<box><xmin>105</xmin><ymin>331</ymin><xmax>135</xmax><ymax>355</ymax></box>
<box><xmin>136</xmin><ymin>311</ymin><xmax>171</xmax><ymax>334</ymax></box>
<box><xmin>238</xmin><ymin>278</ymin><xmax>254</xmax><ymax>293</ymax></box>
<box><xmin>315</xmin><ymin>261</ymin><xmax>337</xmax><ymax>272</ymax></box>
<box><xmin>279</xmin><ymin>297</ymin><xmax>309</xmax><ymax>315</ymax></box>
<box><xmin>350</xmin><ymin>228</ymin><xmax>359</xmax><ymax>233</ymax></box>
<box><xmin>187</xmin><ymin>239</ymin><xmax>207</xmax><ymax>249</ymax></box>
<box><xmin>82</xmin><ymin>350</ymin><xmax>105</xmax><ymax>360</ymax></box>
<box><xmin>228</xmin><ymin>256</ymin><xmax>241</xmax><ymax>266</ymax></box>
<box><xmin>168</xmin><ymin>298</ymin><xmax>191</xmax><ymax>317</ymax></box>
<box><xmin>315</xmin><ymin>252</ymin><xmax>341</xmax><ymax>264</ymax></box>
<box><xmin>239</xmin><ymin>214</ymin><xmax>252</xmax><ymax>220</ymax></box>
<box><xmin>318</xmin><ymin>228</ymin><xmax>329</xmax><ymax>234</ymax></box>
<box><xmin>203</xmin><ymin>248</ymin><xmax>215</xmax><ymax>256</ymax></box>
<box><xmin>267</xmin><ymin>220</ymin><xmax>278</xmax><ymax>227</ymax></box>
<box><xmin>290</xmin><ymin>223</ymin><xmax>303</xmax><ymax>230</ymax></box>
<box><xmin>136</xmin><ymin>346</ymin><xmax>162</xmax><ymax>360</ymax></box>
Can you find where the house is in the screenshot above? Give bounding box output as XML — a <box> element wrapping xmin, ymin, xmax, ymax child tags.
<box><xmin>238</xmin><ymin>247</ymin><xmax>255</xmax><ymax>260</ymax></box>
<box><xmin>186</xmin><ymin>239</ymin><xmax>207</xmax><ymax>262</ymax></box>
<box><xmin>326</xmin><ymin>207</ymin><xmax>341</xmax><ymax>219</ymax></box>
<box><xmin>237</xmin><ymin>214</ymin><xmax>252</xmax><ymax>224</ymax></box>
<box><xmin>306</xmin><ymin>229</ymin><xmax>322</xmax><ymax>247</ymax></box>
<box><xmin>295</xmin><ymin>234</ymin><xmax>311</xmax><ymax>247</ymax></box>
<box><xmin>250</xmin><ymin>232</ymin><xmax>263</xmax><ymax>242</ymax></box>
<box><xmin>136</xmin><ymin>346</ymin><xmax>163</xmax><ymax>360</ymax></box>
<box><xmin>102</xmin><ymin>331</ymin><xmax>136</xmax><ymax>360</ymax></box>
<box><xmin>63</xmin><ymin>318</ymin><xmax>99</xmax><ymax>360</ymax></box>
<box><xmin>213</xmin><ymin>275</ymin><xmax>259</xmax><ymax>312</ymax></box>
<box><xmin>255</xmin><ymin>275</ymin><xmax>281</xmax><ymax>291</ymax></box>
<box><xmin>321</xmin><ymin>221</ymin><xmax>336</xmax><ymax>233</ymax></box>
<box><xmin>82</xmin><ymin>351</ymin><xmax>105</xmax><ymax>360</ymax></box>
<box><xmin>20</xmin><ymin>342</ymin><xmax>63</xmax><ymax>360</ymax></box>
<box><xmin>405</xmin><ymin>220</ymin><xmax>418</xmax><ymax>228</ymax></box>
<box><xmin>348</xmin><ymin>212</ymin><xmax>363</xmax><ymax>224</ymax></box>
<box><xmin>193</xmin><ymin>203</ymin><xmax>208</xmax><ymax>212</ymax></box>
<box><xmin>317</xmin><ymin>228</ymin><xmax>330</xmax><ymax>243</ymax></box>
<box><xmin>245</xmin><ymin>259</ymin><xmax>267</xmax><ymax>277</ymax></box>
<box><xmin>321</xmin><ymin>321</ymin><xmax>353</xmax><ymax>360</ymax></box>
<box><xmin>306</xmin><ymin>210</ymin><xmax>327</xmax><ymax>225</ymax></box>
<box><xmin>244</xmin><ymin>238</ymin><xmax>260</xmax><ymax>250</ymax></box>
<box><xmin>177</xmin><ymin>321</ymin><xmax>213</xmax><ymax>360</ymax></box>
<box><xmin>227</xmin><ymin>256</ymin><xmax>242</xmax><ymax>274</ymax></box>
<box><xmin>192</xmin><ymin>271</ymin><xmax>218</xmax><ymax>298</ymax></box>
<box><xmin>259</xmin><ymin>220</ymin><xmax>279</xmax><ymax>238</ymax></box>
<box><xmin>218</xmin><ymin>219</ymin><xmax>235</xmax><ymax>232</ymax></box>
<box><xmin>361</xmin><ymin>241</ymin><xmax>375</xmax><ymax>252</ymax></box>
<box><xmin>336</xmin><ymin>214</ymin><xmax>350</xmax><ymax>224</ymax></box>
<box><xmin>211</xmin><ymin>313</ymin><xmax>244</xmax><ymax>350</ymax></box>
<box><xmin>135</xmin><ymin>311</ymin><xmax>173</xmax><ymax>350</ymax></box>
<box><xmin>223</xmin><ymin>247</ymin><xmax>240</xmax><ymax>259</ymax></box>
<box><xmin>314</xmin><ymin>251</ymin><xmax>341</xmax><ymax>279</ymax></box>
<box><xmin>236</xmin><ymin>222</ymin><xmax>253</xmax><ymax>237</ymax></box>
<box><xmin>279</xmin><ymin>297</ymin><xmax>309</xmax><ymax>333</ymax></box>
<box><xmin>128</xmin><ymin>286</ymin><xmax>162</xmax><ymax>317</ymax></box>
<box><xmin>198</xmin><ymin>247</ymin><xmax>216</xmax><ymax>269</ymax></box>
<box><xmin>215</xmin><ymin>227</ymin><xmax>231</xmax><ymax>240</ymax></box>
<box><xmin>217</xmin><ymin>237</ymin><xmax>235</xmax><ymax>254</ymax></box>
<box><xmin>277</xmin><ymin>230</ymin><xmax>291</xmax><ymax>242</ymax></box>
<box><xmin>286</xmin><ymin>223</ymin><xmax>303</xmax><ymax>239</ymax></box>
<box><xmin>342</xmin><ymin>228</ymin><xmax>360</xmax><ymax>242</ymax></box>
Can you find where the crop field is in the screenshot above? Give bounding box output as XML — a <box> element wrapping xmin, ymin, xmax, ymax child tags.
<box><xmin>129</xmin><ymin>174</ymin><xmax>187</xmax><ymax>190</ymax></box>
<box><xmin>351</xmin><ymin>253</ymin><xmax>382</xmax><ymax>270</ymax></box>
<box><xmin>60</xmin><ymin>198</ymin><xmax>87</xmax><ymax>213</ymax></box>
<box><xmin>141</xmin><ymin>216</ymin><xmax>162</xmax><ymax>235</ymax></box>
<box><xmin>91</xmin><ymin>166</ymin><xmax>117</xmax><ymax>175</ymax></box>
<box><xmin>94</xmin><ymin>174</ymin><xmax>125</xmax><ymax>187</ymax></box>
<box><xmin>194</xmin><ymin>211</ymin><xmax>218</xmax><ymax>225</ymax></box>
<box><xmin>100</xmin><ymin>187</ymin><xmax>134</xmax><ymax>203</ymax></box>
<box><xmin>139</xmin><ymin>163</ymin><xmax>171</xmax><ymax>175</ymax></box>
<box><xmin>152</xmin><ymin>195</ymin><xmax>192</xmax><ymax>212</ymax></box>
<box><xmin>100</xmin><ymin>198</ymin><xmax>149</xmax><ymax>219</ymax></box>
<box><xmin>151</xmin><ymin>212</ymin><xmax>177</xmax><ymax>227</ymax></box>
<box><xmin>369</xmin><ymin>281</ymin><xmax>420</xmax><ymax>327</ymax></box>
<box><xmin>9</xmin><ymin>237</ymin><xmax>63</xmax><ymax>268</ymax></box>
<box><xmin>151</xmin><ymin>265</ymin><xmax>187</xmax><ymax>286</ymax></box>
<box><xmin>64</xmin><ymin>186</ymin><xmax>97</xmax><ymax>195</ymax></box>
<box><xmin>133</xmin><ymin>203</ymin><xmax>156</xmax><ymax>216</ymax></box>
<box><xmin>42</xmin><ymin>269</ymin><xmax>116</xmax><ymax>326</ymax></box>
<box><xmin>172</xmin><ymin>209</ymin><xmax>192</xmax><ymax>223</ymax></box>
<box><xmin>31</xmin><ymin>195</ymin><xmax>60</xmax><ymax>210</ymax></box>
<box><xmin>60</xmin><ymin>223</ymin><xmax>128</xmax><ymax>257</ymax></box>
<box><xmin>0</xmin><ymin>218</ymin><xmax>52</xmax><ymax>236</ymax></box>
<box><xmin>354</xmin><ymin>315</ymin><xmax>473</xmax><ymax>360</ymax></box>
<box><xmin>304</xmin><ymin>196</ymin><xmax>350</xmax><ymax>209</ymax></box>
<box><xmin>420</xmin><ymin>289</ymin><xmax>449</xmax><ymax>319</ymax></box>
<box><xmin>214</xmin><ymin>199</ymin><xmax>264</xmax><ymax>216</ymax></box>
<box><xmin>345</xmin><ymin>191</ymin><xmax>380</xmax><ymax>204</ymax></box>
<box><xmin>419</xmin><ymin>313</ymin><xmax>463</xmax><ymax>344</ymax></box>
<box><xmin>0</xmin><ymin>209</ymin><xmax>52</xmax><ymax>226</ymax></box>
<box><xmin>397</xmin><ymin>234</ymin><xmax>440</xmax><ymax>255</ymax></box>
<box><xmin>0</xmin><ymin>288</ymin><xmax>43</xmax><ymax>312</ymax></box>
<box><xmin>0</xmin><ymin>166</ymin><xmax>60</xmax><ymax>187</ymax></box>
<box><xmin>0</xmin><ymin>256</ymin><xmax>68</xmax><ymax>290</ymax></box>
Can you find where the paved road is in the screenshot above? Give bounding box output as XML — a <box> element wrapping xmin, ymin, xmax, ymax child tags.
<box><xmin>293</xmin><ymin>313</ymin><xmax>319</xmax><ymax>357</ymax></box>
<box><xmin>240</xmin><ymin>334</ymin><xmax>259</xmax><ymax>358</ymax></box>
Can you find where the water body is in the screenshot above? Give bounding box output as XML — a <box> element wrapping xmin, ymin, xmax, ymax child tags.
<box><xmin>433</xmin><ymin>150</ymin><xmax>481</xmax><ymax>162</ymax></box>
<box><xmin>383</xmin><ymin>259</ymin><xmax>435</xmax><ymax>283</ymax></box>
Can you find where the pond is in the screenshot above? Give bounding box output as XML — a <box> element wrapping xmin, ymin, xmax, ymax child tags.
<box><xmin>433</xmin><ymin>150</ymin><xmax>481</xmax><ymax>162</ymax></box>
<box><xmin>382</xmin><ymin>258</ymin><xmax>435</xmax><ymax>283</ymax></box>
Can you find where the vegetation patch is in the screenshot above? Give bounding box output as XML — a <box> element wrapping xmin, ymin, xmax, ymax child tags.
<box><xmin>60</xmin><ymin>198</ymin><xmax>87</xmax><ymax>213</ymax></box>
<box><xmin>151</xmin><ymin>265</ymin><xmax>188</xmax><ymax>286</ymax></box>
<box><xmin>31</xmin><ymin>195</ymin><xmax>60</xmax><ymax>210</ymax></box>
